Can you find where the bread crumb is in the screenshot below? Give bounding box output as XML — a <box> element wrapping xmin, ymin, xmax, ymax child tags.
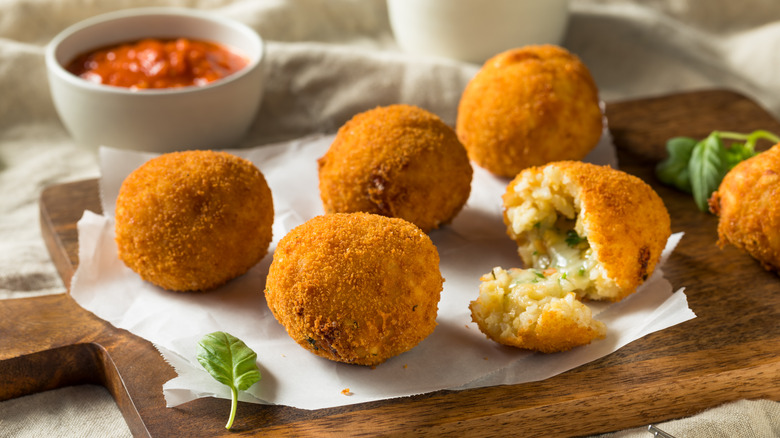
<box><xmin>403</xmin><ymin>364</ymin><xmax>408</xmax><ymax>369</ymax></box>
<box><xmin>341</xmin><ymin>388</ymin><xmax>353</xmax><ymax>396</ymax></box>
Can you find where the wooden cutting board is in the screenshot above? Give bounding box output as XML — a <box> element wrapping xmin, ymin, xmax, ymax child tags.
<box><xmin>2</xmin><ymin>89</ymin><xmax>779</xmax><ymax>437</ymax></box>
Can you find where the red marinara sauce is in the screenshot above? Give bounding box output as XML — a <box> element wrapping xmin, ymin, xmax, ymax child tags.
<box><xmin>65</xmin><ymin>38</ymin><xmax>248</xmax><ymax>90</ymax></box>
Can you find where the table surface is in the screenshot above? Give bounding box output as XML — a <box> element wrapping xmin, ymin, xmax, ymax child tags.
<box><xmin>1</xmin><ymin>89</ymin><xmax>778</xmax><ymax>437</ymax></box>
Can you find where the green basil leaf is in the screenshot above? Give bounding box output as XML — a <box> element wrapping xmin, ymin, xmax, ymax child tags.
<box><xmin>689</xmin><ymin>133</ymin><xmax>728</xmax><ymax>212</ymax></box>
<box><xmin>197</xmin><ymin>331</ymin><xmax>261</xmax><ymax>429</ymax></box>
<box><xmin>655</xmin><ymin>136</ymin><xmax>697</xmax><ymax>193</ymax></box>
<box><xmin>717</xmin><ymin>129</ymin><xmax>780</xmax><ymax>171</ymax></box>
<box><xmin>721</xmin><ymin>129</ymin><xmax>780</xmax><ymax>152</ymax></box>
<box><xmin>723</xmin><ymin>141</ymin><xmax>757</xmax><ymax>170</ymax></box>
<box><xmin>197</xmin><ymin>331</ymin><xmax>261</xmax><ymax>390</ymax></box>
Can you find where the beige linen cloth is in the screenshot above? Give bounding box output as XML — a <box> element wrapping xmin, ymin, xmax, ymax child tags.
<box><xmin>1</xmin><ymin>0</ymin><xmax>778</xmax><ymax>436</ymax></box>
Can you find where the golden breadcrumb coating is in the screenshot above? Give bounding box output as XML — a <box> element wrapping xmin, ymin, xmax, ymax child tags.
<box><xmin>709</xmin><ymin>143</ymin><xmax>780</xmax><ymax>273</ymax></box>
<box><xmin>470</xmin><ymin>161</ymin><xmax>670</xmax><ymax>352</ymax></box>
<box><xmin>265</xmin><ymin>212</ymin><xmax>443</xmax><ymax>366</ymax></box>
<box><xmin>318</xmin><ymin>104</ymin><xmax>472</xmax><ymax>233</ymax></box>
<box><xmin>115</xmin><ymin>150</ymin><xmax>274</xmax><ymax>292</ymax></box>
<box><xmin>470</xmin><ymin>267</ymin><xmax>606</xmax><ymax>353</ymax></box>
<box><xmin>456</xmin><ymin>45</ymin><xmax>603</xmax><ymax>178</ymax></box>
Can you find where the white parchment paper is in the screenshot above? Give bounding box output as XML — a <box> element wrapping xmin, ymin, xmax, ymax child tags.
<box><xmin>70</xmin><ymin>132</ymin><xmax>695</xmax><ymax>410</ymax></box>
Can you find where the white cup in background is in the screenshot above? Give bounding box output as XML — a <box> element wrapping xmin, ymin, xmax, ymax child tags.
<box><xmin>387</xmin><ymin>0</ymin><xmax>570</xmax><ymax>64</ymax></box>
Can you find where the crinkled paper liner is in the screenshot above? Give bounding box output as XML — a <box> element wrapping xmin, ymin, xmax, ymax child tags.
<box><xmin>70</xmin><ymin>129</ymin><xmax>695</xmax><ymax>410</ymax></box>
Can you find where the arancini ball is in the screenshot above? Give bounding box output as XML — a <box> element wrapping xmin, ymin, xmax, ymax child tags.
<box><xmin>265</xmin><ymin>212</ymin><xmax>443</xmax><ymax>366</ymax></box>
<box><xmin>115</xmin><ymin>150</ymin><xmax>274</xmax><ymax>292</ymax></box>
<box><xmin>502</xmin><ymin>161</ymin><xmax>670</xmax><ymax>301</ymax></box>
<box><xmin>470</xmin><ymin>161</ymin><xmax>670</xmax><ymax>352</ymax></box>
<box><xmin>318</xmin><ymin>104</ymin><xmax>472</xmax><ymax>233</ymax></box>
<box><xmin>456</xmin><ymin>45</ymin><xmax>603</xmax><ymax>178</ymax></box>
<box><xmin>709</xmin><ymin>143</ymin><xmax>780</xmax><ymax>273</ymax></box>
<box><xmin>470</xmin><ymin>267</ymin><xmax>607</xmax><ymax>353</ymax></box>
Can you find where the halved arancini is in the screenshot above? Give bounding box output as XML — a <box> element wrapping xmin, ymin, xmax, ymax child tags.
<box><xmin>470</xmin><ymin>161</ymin><xmax>670</xmax><ymax>352</ymax></box>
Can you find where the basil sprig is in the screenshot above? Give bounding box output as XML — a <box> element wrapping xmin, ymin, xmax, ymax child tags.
<box><xmin>655</xmin><ymin>130</ymin><xmax>780</xmax><ymax>212</ymax></box>
<box><xmin>688</xmin><ymin>133</ymin><xmax>729</xmax><ymax>212</ymax></box>
<box><xmin>197</xmin><ymin>331</ymin><xmax>262</xmax><ymax>430</ymax></box>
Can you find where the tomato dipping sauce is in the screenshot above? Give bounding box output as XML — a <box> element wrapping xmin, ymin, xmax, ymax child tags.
<box><xmin>65</xmin><ymin>38</ymin><xmax>248</xmax><ymax>90</ymax></box>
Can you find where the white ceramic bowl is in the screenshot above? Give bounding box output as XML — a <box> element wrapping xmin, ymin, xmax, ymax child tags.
<box><xmin>46</xmin><ymin>7</ymin><xmax>265</xmax><ymax>152</ymax></box>
<box><xmin>387</xmin><ymin>0</ymin><xmax>570</xmax><ymax>64</ymax></box>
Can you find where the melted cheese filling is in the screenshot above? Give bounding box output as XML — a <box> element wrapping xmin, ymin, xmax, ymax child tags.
<box><xmin>517</xmin><ymin>217</ymin><xmax>596</xmax><ymax>293</ymax></box>
<box><xmin>503</xmin><ymin>165</ymin><xmax>612</xmax><ymax>298</ymax></box>
<box><xmin>476</xmin><ymin>266</ymin><xmax>604</xmax><ymax>341</ymax></box>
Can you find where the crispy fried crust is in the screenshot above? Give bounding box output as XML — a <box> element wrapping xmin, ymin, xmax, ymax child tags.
<box><xmin>505</xmin><ymin>161</ymin><xmax>671</xmax><ymax>301</ymax></box>
<box><xmin>456</xmin><ymin>45</ymin><xmax>603</xmax><ymax>178</ymax></box>
<box><xmin>318</xmin><ymin>104</ymin><xmax>472</xmax><ymax>233</ymax></box>
<box><xmin>709</xmin><ymin>143</ymin><xmax>780</xmax><ymax>273</ymax></box>
<box><xmin>474</xmin><ymin>305</ymin><xmax>606</xmax><ymax>353</ymax></box>
<box><xmin>469</xmin><ymin>269</ymin><xmax>607</xmax><ymax>353</ymax></box>
<box><xmin>562</xmin><ymin>162</ymin><xmax>670</xmax><ymax>299</ymax></box>
<box><xmin>115</xmin><ymin>150</ymin><xmax>274</xmax><ymax>292</ymax></box>
<box><xmin>511</xmin><ymin>307</ymin><xmax>605</xmax><ymax>353</ymax></box>
<box><xmin>265</xmin><ymin>213</ymin><xmax>443</xmax><ymax>366</ymax></box>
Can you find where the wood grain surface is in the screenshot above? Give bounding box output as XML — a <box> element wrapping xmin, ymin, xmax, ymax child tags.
<box><xmin>1</xmin><ymin>89</ymin><xmax>778</xmax><ymax>437</ymax></box>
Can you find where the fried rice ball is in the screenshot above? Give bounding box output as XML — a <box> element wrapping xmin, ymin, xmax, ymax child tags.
<box><xmin>115</xmin><ymin>150</ymin><xmax>274</xmax><ymax>292</ymax></box>
<box><xmin>470</xmin><ymin>267</ymin><xmax>607</xmax><ymax>353</ymax></box>
<box><xmin>470</xmin><ymin>161</ymin><xmax>670</xmax><ymax>352</ymax></box>
<box><xmin>265</xmin><ymin>212</ymin><xmax>443</xmax><ymax>366</ymax></box>
<box><xmin>318</xmin><ymin>104</ymin><xmax>472</xmax><ymax>233</ymax></box>
<box><xmin>456</xmin><ymin>45</ymin><xmax>603</xmax><ymax>178</ymax></box>
<box><xmin>709</xmin><ymin>143</ymin><xmax>780</xmax><ymax>273</ymax></box>
<box><xmin>503</xmin><ymin>161</ymin><xmax>671</xmax><ymax>301</ymax></box>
